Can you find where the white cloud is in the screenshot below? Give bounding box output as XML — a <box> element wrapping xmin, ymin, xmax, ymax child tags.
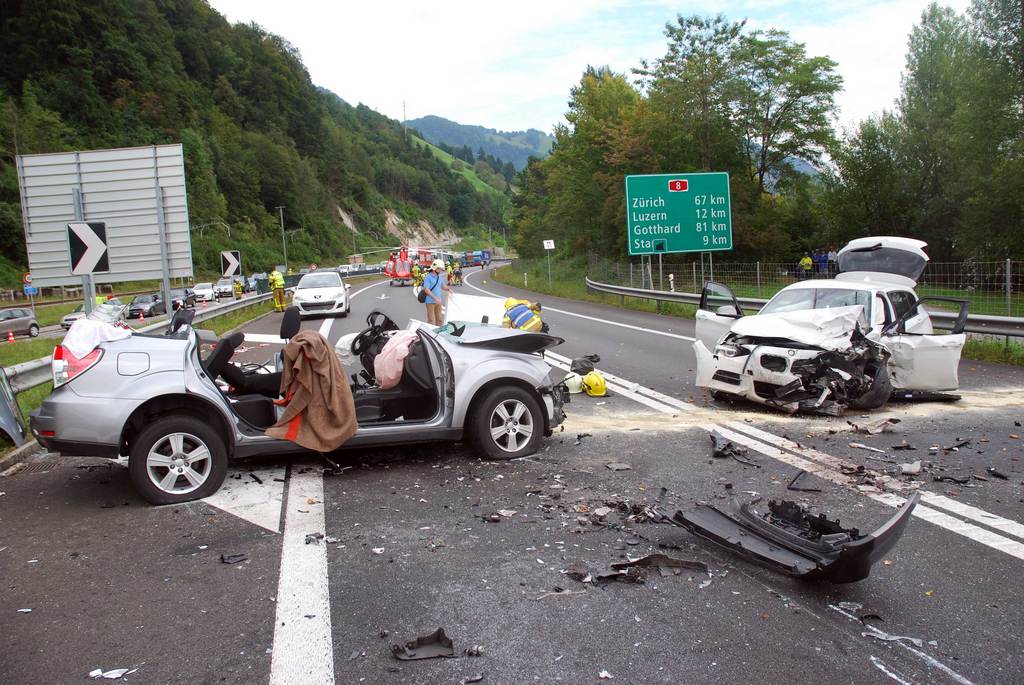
<box><xmin>208</xmin><ymin>0</ymin><xmax>973</xmax><ymax>134</ymax></box>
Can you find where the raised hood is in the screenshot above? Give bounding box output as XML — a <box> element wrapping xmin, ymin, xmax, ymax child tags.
<box><xmin>837</xmin><ymin>236</ymin><xmax>929</xmax><ymax>285</ymax></box>
<box><xmin>729</xmin><ymin>305</ymin><xmax>864</xmax><ymax>351</ymax></box>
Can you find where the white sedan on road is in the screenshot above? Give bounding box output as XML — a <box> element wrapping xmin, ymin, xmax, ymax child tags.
<box><xmin>694</xmin><ymin>237</ymin><xmax>969</xmax><ymax>415</ymax></box>
<box><xmin>292</xmin><ymin>270</ymin><xmax>351</xmax><ymax>318</ymax></box>
<box><xmin>193</xmin><ymin>283</ymin><xmax>218</xmax><ymax>303</ymax></box>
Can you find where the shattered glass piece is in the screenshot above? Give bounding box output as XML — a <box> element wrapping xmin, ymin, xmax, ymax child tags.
<box><xmin>390</xmin><ymin>627</ymin><xmax>457</xmax><ymax>660</ymax></box>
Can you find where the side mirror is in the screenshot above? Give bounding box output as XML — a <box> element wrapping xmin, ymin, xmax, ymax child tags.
<box><xmin>716</xmin><ymin>305</ymin><xmax>740</xmax><ymax>317</ymax></box>
<box><xmin>345</xmin><ymin>283</ymin><xmax>351</xmax><ymax>290</ymax></box>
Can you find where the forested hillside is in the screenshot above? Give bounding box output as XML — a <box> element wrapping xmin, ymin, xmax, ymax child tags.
<box><xmin>0</xmin><ymin>0</ymin><xmax>506</xmax><ymax>283</ymax></box>
<box><xmin>513</xmin><ymin>3</ymin><xmax>1023</xmax><ymax>262</ymax></box>
<box><xmin>406</xmin><ymin>115</ymin><xmax>553</xmax><ymax>171</ymax></box>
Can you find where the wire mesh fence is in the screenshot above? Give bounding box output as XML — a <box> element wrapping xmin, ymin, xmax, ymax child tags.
<box><xmin>587</xmin><ymin>254</ymin><xmax>1024</xmax><ymax>318</ymax></box>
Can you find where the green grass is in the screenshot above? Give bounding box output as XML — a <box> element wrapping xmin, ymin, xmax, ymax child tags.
<box><xmin>16</xmin><ymin>381</ymin><xmax>51</xmax><ymax>423</ymax></box>
<box><xmin>410</xmin><ymin>135</ymin><xmax>505</xmax><ymax>198</ymax></box>
<box><xmin>962</xmin><ymin>338</ymin><xmax>1024</xmax><ymax>366</ymax></box>
<box><xmin>208</xmin><ymin>299</ymin><xmax>276</xmax><ymax>336</ymax></box>
<box><xmin>494</xmin><ymin>259</ymin><xmax>696</xmax><ymax>319</ymax></box>
<box><xmin>0</xmin><ymin>337</ymin><xmax>60</xmax><ymax>368</ymax></box>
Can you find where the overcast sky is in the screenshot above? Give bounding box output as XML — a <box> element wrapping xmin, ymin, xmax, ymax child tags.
<box><xmin>209</xmin><ymin>0</ymin><xmax>971</xmax><ymax>135</ymax></box>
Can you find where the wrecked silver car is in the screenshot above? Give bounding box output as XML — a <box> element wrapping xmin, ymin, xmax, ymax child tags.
<box><xmin>694</xmin><ymin>237</ymin><xmax>969</xmax><ymax>414</ymax></box>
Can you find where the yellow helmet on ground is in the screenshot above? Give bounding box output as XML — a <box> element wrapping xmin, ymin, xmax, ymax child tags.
<box><xmin>581</xmin><ymin>371</ymin><xmax>607</xmax><ymax>397</ymax></box>
<box><xmin>564</xmin><ymin>372</ymin><xmax>584</xmax><ymax>394</ymax></box>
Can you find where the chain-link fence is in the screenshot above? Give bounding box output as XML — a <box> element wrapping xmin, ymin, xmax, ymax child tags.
<box><xmin>587</xmin><ymin>254</ymin><xmax>1024</xmax><ymax>317</ymax></box>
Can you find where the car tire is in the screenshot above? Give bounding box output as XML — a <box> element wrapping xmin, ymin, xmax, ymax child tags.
<box><xmin>470</xmin><ymin>386</ymin><xmax>543</xmax><ymax>460</ymax></box>
<box><xmin>28</xmin><ymin>324</ymin><xmax>39</xmax><ymax>337</ymax></box>
<box><xmin>849</xmin><ymin>361</ymin><xmax>893</xmax><ymax>410</ymax></box>
<box><xmin>129</xmin><ymin>414</ymin><xmax>228</xmax><ymax>505</ymax></box>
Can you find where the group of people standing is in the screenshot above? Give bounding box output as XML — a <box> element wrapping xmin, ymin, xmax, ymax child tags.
<box><xmin>797</xmin><ymin>247</ymin><xmax>838</xmax><ymax>279</ymax></box>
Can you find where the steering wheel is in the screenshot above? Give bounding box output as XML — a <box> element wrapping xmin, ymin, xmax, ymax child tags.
<box><xmin>350</xmin><ymin>310</ymin><xmax>398</xmax><ymax>357</ymax></box>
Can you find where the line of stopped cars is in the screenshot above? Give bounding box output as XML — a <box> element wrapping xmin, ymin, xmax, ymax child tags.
<box><xmin>694</xmin><ymin>237</ymin><xmax>969</xmax><ymax>415</ymax></box>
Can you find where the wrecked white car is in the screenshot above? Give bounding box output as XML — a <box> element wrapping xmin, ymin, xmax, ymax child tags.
<box><xmin>694</xmin><ymin>237</ymin><xmax>969</xmax><ymax>415</ymax></box>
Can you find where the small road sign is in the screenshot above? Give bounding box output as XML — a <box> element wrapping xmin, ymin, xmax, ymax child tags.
<box><xmin>23</xmin><ymin>272</ymin><xmax>32</xmax><ymax>284</ymax></box>
<box><xmin>23</xmin><ymin>285</ymin><xmax>37</xmax><ymax>296</ymax></box>
<box><xmin>624</xmin><ymin>172</ymin><xmax>733</xmax><ymax>255</ymax></box>
<box><xmin>221</xmin><ymin>250</ymin><xmax>241</xmax><ymax>278</ymax></box>
<box><xmin>68</xmin><ymin>221</ymin><xmax>110</xmax><ymax>275</ymax></box>
<box><xmin>543</xmin><ymin>240</ymin><xmax>555</xmax><ymax>250</ymax></box>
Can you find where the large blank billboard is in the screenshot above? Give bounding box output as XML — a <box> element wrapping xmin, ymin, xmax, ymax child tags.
<box><xmin>16</xmin><ymin>144</ymin><xmax>194</xmax><ymax>286</ymax></box>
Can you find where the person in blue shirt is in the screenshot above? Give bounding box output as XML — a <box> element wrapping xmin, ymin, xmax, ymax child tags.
<box><xmin>422</xmin><ymin>259</ymin><xmax>449</xmax><ymax>326</ymax></box>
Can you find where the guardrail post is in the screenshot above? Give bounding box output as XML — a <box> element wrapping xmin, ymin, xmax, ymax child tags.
<box><xmin>1007</xmin><ymin>258</ymin><xmax>1013</xmax><ymax>350</ymax></box>
<box><xmin>629</xmin><ymin>262</ymin><xmax>633</xmax><ymax>288</ymax></box>
<box><xmin>756</xmin><ymin>262</ymin><xmax>761</xmax><ymax>297</ymax></box>
<box><xmin>692</xmin><ymin>263</ymin><xmax>697</xmax><ymax>293</ymax></box>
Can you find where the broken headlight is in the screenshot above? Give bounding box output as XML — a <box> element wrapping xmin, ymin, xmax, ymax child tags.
<box><xmin>714</xmin><ymin>343</ymin><xmax>748</xmax><ymax>358</ymax></box>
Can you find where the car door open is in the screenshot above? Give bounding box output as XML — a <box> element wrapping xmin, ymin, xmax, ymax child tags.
<box><xmin>882</xmin><ymin>297</ymin><xmax>969</xmax><ymax>391</ymax></box>
<box><xmin>695</xmin><ymin>282</ymin><xmax>744</xmax><ymax>350</ymax></box>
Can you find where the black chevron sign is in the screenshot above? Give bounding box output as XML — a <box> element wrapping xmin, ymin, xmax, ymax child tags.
<box><xmin>68</xmin><ymin>222</ymin><xmax>110</xmax><ymax>275</ymax></box>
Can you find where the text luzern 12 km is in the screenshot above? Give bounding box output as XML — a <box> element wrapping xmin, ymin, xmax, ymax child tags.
<box><xmin>624</xmin><ymin>172</ymin><xmax>733</xmax><ymax>255</ymax></box>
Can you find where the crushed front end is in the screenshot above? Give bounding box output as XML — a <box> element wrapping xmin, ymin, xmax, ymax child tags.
<box><xmin>694</xmin><ymin>329</ymin><xmax>891</xmax><ymax>415</ymax></box>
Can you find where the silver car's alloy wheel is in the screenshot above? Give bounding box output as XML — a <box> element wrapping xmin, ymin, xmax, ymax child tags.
<box><xmin>146</xmin><ymin>432</ymin><xmax>213</xmax><ymax>495</ymax></box>
<box><xmin>489</xmin><ymin>399</ymin><xmax>534</xmax><ymax>453</ymax></box>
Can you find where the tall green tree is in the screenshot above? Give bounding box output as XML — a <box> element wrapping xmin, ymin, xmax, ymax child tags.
<box><xmin>733</xmin><ymin>30</ymin><xmax>842</xmax><ymax>193</ymax></box>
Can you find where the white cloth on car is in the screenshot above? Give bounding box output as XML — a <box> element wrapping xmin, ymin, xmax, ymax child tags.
<box><xmin>63</xmin><ymin>319</ymin><xmax>131</xmax><ymax>359</ymax></box>
<box><xmin>373</xmin><ymin>330</ymin><xmax>419</xmax><ymax>390</ymax></box>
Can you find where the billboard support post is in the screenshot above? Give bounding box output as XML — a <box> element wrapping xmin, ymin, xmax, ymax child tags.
<box><xmin>153</xmin><ymin>181</ymin><xmax>173</xmax><ymax>314</ymax></box>
<box><xmin>71</xmin><ymin>187</ymin><xmax>94</xmax><ymax>315</ymax></box>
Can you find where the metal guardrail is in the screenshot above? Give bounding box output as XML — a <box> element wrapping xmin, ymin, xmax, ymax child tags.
<box><xmin>3</xmin><ymin>292</ymin><xmax>273</xmax><ymax>396</ymax></box>
<box><xmin>585</xmin><ymin>276</ymin><xmax>1024</xmax><ymax>338</ymax></box>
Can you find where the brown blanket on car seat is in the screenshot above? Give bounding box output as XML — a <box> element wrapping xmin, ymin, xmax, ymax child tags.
<box><xmin>265</xmin><ymin>330</ymin><xmax>357</xmax><ymax>451</ymax></box>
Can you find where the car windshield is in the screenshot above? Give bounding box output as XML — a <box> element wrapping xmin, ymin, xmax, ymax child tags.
<box><xmin>298</xmin><ymin>273</ymin><xmax>341</xmax><ymax>289</ymax></box>
<box><xmin>761</xmin><ymin>288</ymin><xmax>871</xmax><ymax>323</ymax></box>
<box><xmin>195</xmin><ymin>283</ymin><xmax>212</xmax><ymax>290</ymax></box>
<box><xmin>216</xmin><ymin>279</ymin><xmax>231</xmax><ymax>287</ymax></box>
<box><xmin>169</xmin><ymin>290</ymin><xmax>184</xmax><ymax>297</ymax></box>
<box><xmin>132</xmin><ymin>295</ymin><xmax>155</xmax><ymax>304</ymax></box>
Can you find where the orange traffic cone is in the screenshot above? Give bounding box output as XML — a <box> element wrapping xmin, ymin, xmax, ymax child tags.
<box><xmin>138</xmin><ymin>311</ymin><xmax>145</xmax><ymax>323</ymax></box>
<box><xmin>6</xmin><ymin>330</ymin><xmax>14</xmax><ymax>343</ymax></box>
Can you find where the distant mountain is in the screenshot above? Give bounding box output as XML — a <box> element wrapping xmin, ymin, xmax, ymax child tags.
<box><xmin>405</xmin><ymin>116</ymin><xmax>553</xmax><ymax>171</ymax></box>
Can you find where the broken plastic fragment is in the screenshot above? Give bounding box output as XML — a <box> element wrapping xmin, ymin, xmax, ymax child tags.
<box><xmin>605</xmin><ymin>462</ymin><xmax>632</xmax><ymax>471</ymax></box>
<box><xmin>372</xmin><ymin>547</ymin><xmax>385</xmax><ymax>554</ymax></box>
<box><xmin>220</xmin><ymin>553</ymin><xmax>248</xmax><ymax>564</ymax></box>
<box><xmin>610</xmin><ymin>554</ymin><xmax>708</xmax><ymax>577</ymax></box>
<box><xmin>390</xmin><ymin>627</ymin><xmax>457</xmax><ymax>660</ymax></box>
<box><xmin>671</xmin><ymin>493</ymin><xmax>920</xmax><ymax>583</ymax></box>
<box><xmin>900</xmin><ymin>461</ymin><xmax>922</xmax><ymax>476</ymax></box>
<box><xmin>862</xmin><ymin>631</ymin><xmax>924</xmax><ymax>648</ymax></box>
<box><xmin>849</xmin><ymin>417</ymin><xmax>900</xmax><ymax>434</ymax></box>
<box><xmin>599</xmin><ymin>670</ymin><xmax>614</xmax><ymax>679</ymax></box>
<box><xmin>304</xmin><ymin>532</ymin><xmax>325</xmax><ymax>545</ymax></box>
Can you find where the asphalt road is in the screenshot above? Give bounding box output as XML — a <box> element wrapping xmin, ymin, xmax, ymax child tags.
<box><xmin>1</xmin><ymin>267</ymin><xmax>1021</xmax><ymax>683</ymax></box>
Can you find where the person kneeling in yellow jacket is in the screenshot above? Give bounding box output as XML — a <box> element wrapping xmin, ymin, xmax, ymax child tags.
<box><xmin>502</xmin><ymin>298</ymin><xmax>545</xmax><ymax>332</ymax></box>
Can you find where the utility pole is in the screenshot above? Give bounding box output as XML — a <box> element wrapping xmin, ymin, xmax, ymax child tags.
<box><xmin>276</xmin><ymin>206</ymin><xmax>288</xmax><ymax>272</ymax></box>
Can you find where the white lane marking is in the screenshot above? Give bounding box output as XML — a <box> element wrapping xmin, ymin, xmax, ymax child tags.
<box><xmin>463</xmin><ymin>269</ymin><xmax>696</xmax><ymax>341</ymax></box>
<box><xmin>318</xmin><ymin>316</ymin><xmax>334</xmax><ymax>339</ymax></box>
<box><xmin>918</xmin><ymin>493</ymin><xmax>1024</xmax><ymax>542</ymax></box>
<box><xmin>831</xmin><ymin>604</ymin><xmax>974</xmax><ymax>685</ymax></box>
<box><xmin>202</xmin><ymin>465</ymin><xmax>286</xmax><ymax>533</ymax></box>
<box><xmin>244</xmin><ymin>280</ymin><xmax>388</xmax><ymax>345</ymax></box>
<box><xmin>270</xmin><ymin>465</ymin><xmax>333</xmax><ymax>685</ymax></box>
<box><xmin>870</xmin><ymin>656</ymin><xmax>913</xmax><ymax>685</ymax></box>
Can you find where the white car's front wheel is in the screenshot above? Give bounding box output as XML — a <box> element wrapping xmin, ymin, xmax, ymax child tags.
<box><xmin>129</xmin><ymin>415</ymin><xmax>228</xmax><ymax>504</ymax></box>
<box><xmin>470</xmin><ymin>386</ymin><xmax>543</xmax><ymax>460</ymax></box>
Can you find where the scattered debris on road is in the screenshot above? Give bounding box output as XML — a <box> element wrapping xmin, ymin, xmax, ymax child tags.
<box><xmin>787</xmin><ymin>470</ymin><xmax>822</xmax><ymax>493</ymax></box>
<box><xmin>390</xmin><ymin>628</ymin><xmax>457</xmax><ymax>660</ymax></box>
<box><xmin>605</xmin><ymin>462</ymin><xmax>632</xmax><ymax>471</ymax></box>
<box><xmin>462</xmin><ymin>674</ymin><xmax>485</xmax><ymax>684</ymax></box>
<box><xmin>574</xmin><ymin>433</ymin><xmax>592</xmax><ymax>446</ymax></box>
<box><xmin>849</xmin><ymin>442</ymin><xmax>888</xmax><ymax>455</ymax></box>
<box><xmin>987</xmin><ymin>467</ymin><xmax>1009</xmax><ymax>480</ymax></box>
<box><xmin>305</xmin><ymin>532</ymin><xmax>324</xmax><ymax>545</ymax></box>
<box><xmin>89</xmin><ymin>667</ymin><xmax>137</xmax><ymax>679</ymax></box>
<box><xmin>899</xmin><ymin>460</ymin><xmax>922</xmax><ymax>476</ymax></box>
<box><xmin>710</xmin><ymin>434</ymin><xmax>761</xmax><ymax>467</ymax></box>
<box><xmin>220</xmin><ymin>553</ymin><xmax>248</xmax><ymax>564</ymax></box>
<box><xmin>849</xmin><ymin>417</ymin><xmax>901</xmax><ymax>434</ymax></box>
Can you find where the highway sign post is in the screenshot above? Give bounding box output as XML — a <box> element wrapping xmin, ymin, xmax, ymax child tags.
<box><xmin>221</xmin><ymin>250</ymin><xmax>241</xmax><ymax>278</ymax></box>
<box><xmin>624</xmin><ymin>172</ymin><xmax>732</xmax><ymax>255</ymax></box>
<box><xmin>543</xmin><ymin>239</ymin><xmax>555</xmax><ymax>286</ymax></box>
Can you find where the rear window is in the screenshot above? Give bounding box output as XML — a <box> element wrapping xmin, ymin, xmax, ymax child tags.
<box><xmin>298</xmin><ymin>273</ymin><xmax>342</xmax><ymax>288</ymax></box>
<box><xmin>762</xmin><ymin>288</ymin><xmax>871</xmax><ymax>326</ymax></box>
<box><xmin>838</xmin><ymin>246</ymin><xmax>927</xmax><ymax>281</ymax></box>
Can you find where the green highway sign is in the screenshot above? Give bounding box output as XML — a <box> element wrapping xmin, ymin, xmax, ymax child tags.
<box><xmin>624</xmin><ymin>172</ymin><xmax>733</xmax><ymax>255</ymax></box>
